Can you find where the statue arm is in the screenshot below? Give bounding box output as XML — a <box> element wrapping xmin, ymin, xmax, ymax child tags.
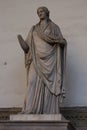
<box><xmin>54</xmin><ymin>25</ymin><xmax>67</xmax><ymax>46</ymax></box>
<box><xmin>58</xmin><ymin>38</ymin><xmax>67</xmax><ymax>46</ymax></box>
<box><xmin>17</xmin><ymin>34</ymin><xmax>29</xmax><ymax>53</ymax></box>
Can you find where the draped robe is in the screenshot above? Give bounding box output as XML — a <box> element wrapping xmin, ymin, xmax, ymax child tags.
<box><xmin>22</xmin><ymin>20</ymin><xmax>66</xmax><ymax>114</ymax></box>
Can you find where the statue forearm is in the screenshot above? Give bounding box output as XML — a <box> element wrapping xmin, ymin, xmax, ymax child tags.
<box><xmin>58</xmin><ymin>38</ymin><xmax>67</xmax><ymax>45</ymax></box>
<box><xmin>49</xmin><ymin>38</ymin><xmax>67</xmax><ymax>46</ymax></box>
<box><xmin>17</xmin><ymin>35</ymin><xmax>29</xmax><ymax>53</ymax></box>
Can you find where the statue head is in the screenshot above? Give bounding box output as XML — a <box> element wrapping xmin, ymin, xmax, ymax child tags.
<box><xmin>37</xmin><ymin>6</ymin><xmax>50</xmax><ymax>20</ymax></box>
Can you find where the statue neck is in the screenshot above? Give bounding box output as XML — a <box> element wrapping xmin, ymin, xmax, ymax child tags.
<box><xmin>40</xmin><ymin>18</ymin><xmax>48</xmax><ymax>24</ymax></box>
<box><xmin>39</xmin><ymin>19</ymin><xmax>49</xmax><ymax>31</ymax></box>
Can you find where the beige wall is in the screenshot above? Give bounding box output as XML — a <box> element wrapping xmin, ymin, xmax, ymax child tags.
<box><xmin>0</xmin><ymin>0</ymin><xmax>87</xmax><ymax>107</ymax></box>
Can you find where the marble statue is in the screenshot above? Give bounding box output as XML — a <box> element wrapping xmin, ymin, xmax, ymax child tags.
<box><xmin>17</xmin><ymin>6</ymin><xmax>67</xmax><ymax>114</ymax></box>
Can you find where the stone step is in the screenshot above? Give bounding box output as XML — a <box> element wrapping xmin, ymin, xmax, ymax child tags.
<box><xmin>0</xmin><ymin>120</ymin><xmax>75</xmax><ymax>130</ymax></box>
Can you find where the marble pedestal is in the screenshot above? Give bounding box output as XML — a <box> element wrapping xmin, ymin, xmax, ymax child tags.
<box><xmin>10</xmin><ymin>114</ymin><xmax>64</xmax><ymax>121</ymax></box>
<box><xmin>2</xmin><ymin>114</ymin><xmax>75</xmax><ymax>130</ymax></box>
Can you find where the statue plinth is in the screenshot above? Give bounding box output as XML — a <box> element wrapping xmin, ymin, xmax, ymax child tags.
<box><xmin>9</xmin><ymin>114</ymin><xmax>75</xmax><ymax>130</ymax></box>
<box><xmin>10</xmin><ymin>114</ymin><xmax>65</xmax><ymax>121</ymax></box>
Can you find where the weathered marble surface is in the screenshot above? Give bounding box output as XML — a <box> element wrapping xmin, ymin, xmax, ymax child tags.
<box><xmin>10</xmin><ymin>114</ymin><xmax>65</xmax><ymax>121</ymax></box>
<box><xmin>0</xmin><ymin>120</ymin><xmax>75</xmax><ymax>130</ymax></box>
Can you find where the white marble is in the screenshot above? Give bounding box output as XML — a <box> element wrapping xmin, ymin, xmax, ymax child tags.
<box><xmin>10</xmin><ymin>114</ymin><xmax>65</xmax><ymax>121</ymax></box>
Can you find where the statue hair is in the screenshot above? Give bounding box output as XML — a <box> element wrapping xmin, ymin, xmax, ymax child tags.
<box><xmin>37</xmin><ymin>6</ymin><xmax>50</xmax><ymax>18</ymax></box>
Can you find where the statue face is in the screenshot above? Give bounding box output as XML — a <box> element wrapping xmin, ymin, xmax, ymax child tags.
<box><xmin>37</xmin><ymin>8</ymin><xmax>47</xmax><ymax>20</ymax></box>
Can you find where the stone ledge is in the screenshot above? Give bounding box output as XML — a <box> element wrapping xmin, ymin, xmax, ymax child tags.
<box><xmin>0</xmin><ymin>120</ymin><xmax>75</xmax><ymax>130</ymax></box>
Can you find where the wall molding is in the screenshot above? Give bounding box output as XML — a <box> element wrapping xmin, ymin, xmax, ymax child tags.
<box><xmin>0</xmin><ymin>108</ymin><xmax>21</xmax><ymax>120</ymax></box>
<box><xmin>61</xmin><ymin>107</ymin><xmax>87</xmax><ymax>127</ymax></box>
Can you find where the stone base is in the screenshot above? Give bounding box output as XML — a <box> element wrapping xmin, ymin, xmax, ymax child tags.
<box><xmin>0</xmin><ymin>120</ymin><xmax>75</xmax><ymax>130</ymax></box>
<box><xmin>10</xmin><ymin>114</ymin><xmax>65</xmax><ymax>121</ymax></box>
<box><xmin>2</xmin><ymin>114</ymin><xmax>76</xmax><ymax>130</ymax></box>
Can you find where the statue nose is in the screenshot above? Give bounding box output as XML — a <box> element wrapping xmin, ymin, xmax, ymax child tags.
<box><xmin>39</xmin><ymin>13</ymin><xmax>42</xmax><ymax>15</ymax></box>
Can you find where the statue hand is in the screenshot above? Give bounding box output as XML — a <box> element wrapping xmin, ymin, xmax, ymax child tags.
<box><xmin>59</xmin><ymin>38</ymin><xmax>67</xmax><ymax>46</ymax></box>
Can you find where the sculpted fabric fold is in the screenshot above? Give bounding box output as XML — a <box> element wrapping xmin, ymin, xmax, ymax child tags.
<box><xmin>22</xmin><ymin>20</ymin><xmax>66</xmax><ymax>114</ymax></box>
